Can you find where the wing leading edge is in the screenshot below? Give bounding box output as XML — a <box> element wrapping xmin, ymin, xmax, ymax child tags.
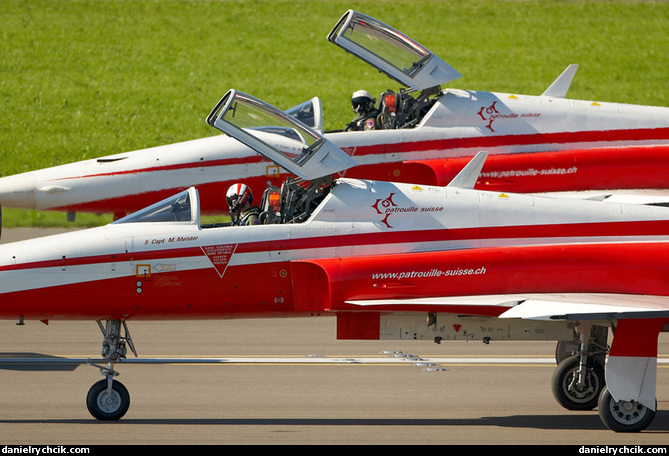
<box><xmin>345</xmin><ymin>293</ymin><xmax>669</xmax><ymax>321</ymax></box>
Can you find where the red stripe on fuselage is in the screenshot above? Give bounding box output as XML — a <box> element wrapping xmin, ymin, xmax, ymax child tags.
<box><xmin>51</xmin><ymin>128</ymin><xmax>669</xmax><ymax>181</ymax></box>
<box><xmin>46</xmin><ymin>129</ymin><xmax>669</xmax><ymax>216</ymax></box>
<box><xmin>54</xmin><ymin>155</ymin><xmax>268</xmax><ymax>181</ymax></box>
<box><xmin>4</xmin><ymin>219</ymin><xmax>669</xmax><ymax>272</ymax></box>
<box><xmin>348</xmin><ymin>128</ymin><xmax>669</xmax><ymax>156</ymax></box>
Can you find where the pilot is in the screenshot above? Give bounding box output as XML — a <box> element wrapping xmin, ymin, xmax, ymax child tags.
<box><xmin>226</xmin><ymin>183</ymin><xmax>260</xmax><ymax>226</ymax></box>
<box><xmin>344</xmin><ymin>90</ymin><xmax>378</xmax><ymax>131</ymax></box>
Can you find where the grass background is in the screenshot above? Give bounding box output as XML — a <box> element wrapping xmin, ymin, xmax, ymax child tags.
<box><xmin>1</xmin><ymin>0</ymin><xmax>667</xmax><ymax>227</ymax></box>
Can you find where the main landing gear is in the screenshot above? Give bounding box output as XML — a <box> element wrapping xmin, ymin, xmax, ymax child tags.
<box><xmin>86</xmin><ymin>320</ymin><xmax>136</xmax><ymax>420</ymax></box>
<box><xmin>551</xmin><ymin>323</ymin><xmax>658</xmax><ymax>432</ymax></box>
<box><xmin>597</xmin><ymin>386</ymin><xmax>656</xmax><ymax>433</ymax></box>
<box><xmin>551</xmin><ymin>323</ymin><xmax>607</xmax><ymax>411</ymax></box>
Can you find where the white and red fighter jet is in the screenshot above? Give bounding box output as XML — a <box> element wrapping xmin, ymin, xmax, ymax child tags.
<box><xmin>0</xmin><ymin>89</ymin><xmax>668</xmax><ymax>432</ymax></box>
<box><xmin>1</xmin><ymin>10</ymin><xmax>668</xmax><ymax>220</ymax></box>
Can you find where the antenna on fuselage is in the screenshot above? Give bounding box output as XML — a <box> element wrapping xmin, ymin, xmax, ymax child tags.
<box><xmin>446</xmin><ymin>151</ymin><xmax>488</xmax><ymax>189</ymax></box>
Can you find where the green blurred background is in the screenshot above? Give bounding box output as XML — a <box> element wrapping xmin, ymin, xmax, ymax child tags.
<box><xmin>1</xmin><ymin>0</ymin><xmax>667</xmax><ymax>227</ymax></box>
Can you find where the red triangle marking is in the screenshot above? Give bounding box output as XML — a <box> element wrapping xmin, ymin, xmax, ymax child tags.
<box><xmin>201</xmin><ymin>244</ymin><xmax>238</xmax><ymax>278</ymax></box>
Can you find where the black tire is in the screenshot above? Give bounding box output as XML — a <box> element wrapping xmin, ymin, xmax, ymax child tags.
<box><xmin>555</xmin><ymin>340</ymin><xmax>578</xmax><ymax>365</ymax></box>
<box><xmin>86</xmin><ymin>379</ymin><xmax>130</xmax><ymax>421</ymax></box>
<box><xmin>598</xmin><ymin>386</ymin><xmax>655</xmax><ymax>433</ymax></box>
<box><xmin>551</xmin><ymin>355</ymin><xmax>605</xmax><ymax>410</ymax></box>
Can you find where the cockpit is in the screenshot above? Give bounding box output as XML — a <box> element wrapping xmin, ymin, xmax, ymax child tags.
<box><xmin>111</xmin><ymin>177</ymin><xmax>333</xmax><ymax>229</ymax></box>
<box><xmin>343</xmin><ymin>87</ymin><xmax>443</xmax><ymax>132</ymax></box>
<box><xmin>112</xmin><ymin>189</ymin><xmax>197</xmax><ymax>225</ymax></box>
<box><xmin>255</xmin><ymin>176</ymin><xmax>332</xmax><ymax>225</ymax></box>
<box><xmin>328</xmin><ymin>10</ymin><xmax>462</xmax><ymax>132</ymax></box>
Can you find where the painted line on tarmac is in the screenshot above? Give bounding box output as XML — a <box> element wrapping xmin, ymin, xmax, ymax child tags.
<box><xmin>0</xmin><ymin>355</ymin><xmax>555</xmax><ymax>366</ymax></box>
<box><xmin>120</xmin><ymin>356</ymin><xmax>558</xmax><ymax>365</ymax></box>
<box><xmin>2</xmin><ymin>354</ymin><xmax>668</xmax><ymax>367</ymax></box>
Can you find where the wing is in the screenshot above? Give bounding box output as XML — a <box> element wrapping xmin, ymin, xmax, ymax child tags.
<box><xmin>345</xmin><ymin>292</ymin><xmax>669</xmax><ymax>320</ymax></box>
<box><xmin>346</xmin><ymin>292</ymin><xmax>669</xmax><ymax>410</ymax></box>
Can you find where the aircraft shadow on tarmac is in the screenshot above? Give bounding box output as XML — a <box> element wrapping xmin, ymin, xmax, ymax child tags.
<box><xmin>0</xmin><ymin>353</ymin><xmax>80</xmax><ymax>371</ymax></box>
<box><xmin>0</xmin><ymin>413</ymin><xmax>667</xmax><ymax>432</ymax></box>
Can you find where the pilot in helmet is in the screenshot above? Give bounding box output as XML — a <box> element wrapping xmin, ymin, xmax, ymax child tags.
<box><xmin>226</xmin><ymin>183</ymin><xmax>260</xmax><ymax>226</ymax></box>
<box><xmin>345</xmin><ymin>90</ymin><xmax>378</xmax><ymax>131</ymax></box>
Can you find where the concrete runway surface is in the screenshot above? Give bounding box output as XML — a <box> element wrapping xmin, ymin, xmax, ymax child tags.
<box><xmin>0</xmin><ymin>228</ymin><xmax>668</xmax><ymax>445</ymax></box>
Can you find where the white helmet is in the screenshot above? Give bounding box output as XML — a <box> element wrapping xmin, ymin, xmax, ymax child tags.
<box><xmin>351</xmin><ymin>90</ymin><xmax>375</xmax><ymax>115</ymax></box>
<box><xmin>226</xmin><ymin>183</ymin><xmax>253</xmax><ymax>212</ymax></box>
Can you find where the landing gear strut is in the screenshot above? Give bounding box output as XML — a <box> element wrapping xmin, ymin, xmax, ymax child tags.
<box><xmin>551</xmin><ymin>323</ymin><xmax>608</xmax><ymax>411</ymax></box>
<box><xmin>86</xmin><ymin>320</ymin><xmax>136</xmax><ymax>420</ymax></box>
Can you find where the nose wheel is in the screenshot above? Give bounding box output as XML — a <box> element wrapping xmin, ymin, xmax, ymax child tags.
<box><xmin>87</xmin><ymin>378</ymin><xmax>130</xmax><ymax>420</ymax></box>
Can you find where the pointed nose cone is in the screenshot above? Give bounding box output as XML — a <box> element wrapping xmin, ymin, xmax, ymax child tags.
<box><xmin>0</xmin><ymin>172</ymin><xmax>38</xmax><ymax>209</ymax></box>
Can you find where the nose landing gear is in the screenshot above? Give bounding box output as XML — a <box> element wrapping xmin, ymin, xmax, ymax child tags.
<box><xmin>86</xmin><ymin>378</ymin><xmax>130</xmax><ymax>421</ymax></box>
<box><xmin>86</xmin><ymin>320</ymin><xmax>136</xmax><ymax>421</ymax></box>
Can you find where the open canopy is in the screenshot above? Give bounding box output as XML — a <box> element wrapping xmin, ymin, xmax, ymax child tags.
<box><xmin>206</xmin><ymin>90</ymin><xmax>357</xmax><ymax>181</ymax></box>
<box><xmin>327</xmin><ymin>10</ymin><xmax>461</xmax><ymax>91</ymax></box>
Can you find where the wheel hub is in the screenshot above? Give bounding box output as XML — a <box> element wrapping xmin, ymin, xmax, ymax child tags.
<box><xmin>565</xmin><ymin>368</ymin><xmax>597</xmax><ymax>402</ymax></box>
<box><xmin>97</xmin><ymin>390</ymin><xmax>121</xmax><ymax>413</ymax></box>
<box><xmin>609</xmin><ymin>399</ymin><xmax>647</xmax><ymax>425</ymax></box>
